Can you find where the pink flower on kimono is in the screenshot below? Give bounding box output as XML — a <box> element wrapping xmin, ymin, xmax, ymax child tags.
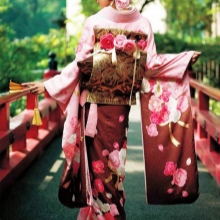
<box><xmin>114</xmin><ymin>35</ymin><xmax>126</xmax><ymax>50</ymax></box>
<box><xmin>172</xmin><ymin>168</ymin><xmax>187</xmax><ymax>187</ymax></box>
<box><xmin>110</xmin><ymin>204</ymin><xmax>119</xmax><ymax>216</ymax></box>
<box><xmin>137</xmin><ymin>39</ymin><xmax>147</xmax><ymax>50</ymax></box>
<box><xmin>146</xmin><ymin>123</ymin><xmax>158</xmax><ymax>137</ymax></box>
<box><xmin>104</xmin><ymin>212</ymin><xmax>115</xmax><ymax>220</ymax></box>
<box><xmin>167</xmin><ymin>188</ymin><xmax>174</xmax><ymax>194</ymax></box>
<box><xmin>182</xmin><ymin>190</ymin><xmax>188</xmax><ymax>197</ymax></box>
<box><xmin>123</xmin><ymin>39</ymin><xmax>136</xmax><ymax>52</ymax></box>
<box><xmin>150</xmin><ymin>105</ymin><xmax>170</xmax><ymax>124</ymax></box>
<box><xmin>63</xmin><ymin>143</ymin><xmax>78</xmax><ymax>160</ymax></box>
<box><xmin>158</xmin><ymin>144</ymin><xmax>164</xmax><ymax>152</ymax></box>
<box><xmin>160</xmin><ymin>91</ymin><xmax>171</xmax><ymax>102</ymax></box>
<box><xmin>92</xmin><ymin>160</ymin><xmax>105</xmax><ymax>173</ymax></box>
<box><xmin>119</xmin><ymin>115</ymin><xmax>124</xmax><ymax>122</ymax></box>
<box><xmin>108</xmin><ymin>150</ymin><xmax>120</xmax><ymax>169</ymax></box>
<box><xmin>164</xmin><ymin>162</ymin><xmax>177</xmax><ymax>176</ymax></box>
<box><xmin>148</xmin><ymin>95</ymin><xmax>163</xmax><ymax>112</ymax></box>
<box><xmin>113</xmin><ymin>142</ymin><xmax>120</xmax><ymax>150</ymax></box>
<box><xmin>102</xmin><ymin>149</ymin><xmax>109</xmax><ymax>156</ymax></box>
<box><xmin>100</xmin><ymin>33</ymin><xmax>115</xmax><ymax>50</ymax></box>
<box><xmin>177</xmin><ymin>95</ymin><xmax>189</xmax><ymax>112</ymax></box>
<box><xmin>97</xmin><ymin>215</ymin><xmax>105</xmax><ymax>220</ymax></box>
<box><xmin>69</xmin><ymin>116</ymin><xmax>78</xmax><ymax>129</ymax></box>
<box><xmin>149</xmin><ymin>79</ymin><xmax>156</xmax><ymax>91</ymax></box>
<box><xmin>94</xmin><ymin>179</ymin><xmax>104</xmax><ymax>193</ymax></box>
<box><xmin>150</xmin><ymin>112</ymin><xmax>161</xmax><ymax>124</ymax></box>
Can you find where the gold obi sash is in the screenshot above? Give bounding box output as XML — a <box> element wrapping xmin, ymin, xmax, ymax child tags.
<box><xmin>78</xmin><ymin>27</ymin><xmax>148</xmax><ymax>105</ymax></box>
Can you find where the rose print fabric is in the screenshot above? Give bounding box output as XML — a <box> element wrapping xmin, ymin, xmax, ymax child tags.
<box><xmin>79</xmin><ymin>27</ymin><xmax>148</xmax><ymax>106</ymax></box>
<box><xmin>77</xmin><ymin>104</ymin><xmax>130</xmax><ymax>220</ymax></box>
<box><xmin>140</xmin><ymin>73</ymin><xmax>199</xmax><ymax>204</ymax></box>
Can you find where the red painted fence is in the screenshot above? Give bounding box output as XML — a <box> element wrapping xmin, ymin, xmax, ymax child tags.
<box><xmin>190</xmin><ymin>77</ymin><xmax>220</xmax><ymax>185</ymax></box>
<box><xmin>0</xmin><ymin>69</ymin><xmax>65</xmax><ymax>198</ymax></box>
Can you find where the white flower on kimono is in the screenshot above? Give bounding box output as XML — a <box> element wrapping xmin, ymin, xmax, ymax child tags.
<box><xmin>152</xmin><ymin>81</ymin><xmax>163</xmax><ymax>97</ymax></box>
<box><xmin>110</xmin><ymin>204</ymin><xmax>120</xmax><ymax>216</ymax></box>
<box><xmin>96</xmin><ymin>198</ymin><xmax>110</xmax><ymax>213</ymax></box>
<box><xmin>177</xmin><ymin>95</ymin><xmax>189</xmax><ymax>112</ymax></box>
<box><xmin>93</xmin><ymin>200</ymin><xmax>102</xmax><ymax>215</ymax></box>
<box><xmin>117</xmin><ymin>181</ymin><xmax>124</xmax><ymax>191</ymax></box>
<box><xmin>167</xmin><ymin>96</ymin><xmax>181</xmax><ymax>123</ymax></box>
<box><xmin>117</xmin><ymin>148</ymin><xmax>127</xmax><ymax>176</ymax></box>
<box><xmin>106</xmin><ymin>192</ymin><xmax>112</xmax><ymax>199</ymax></box>
<box><xmin>141</xmin><ymin>77</ymin><xmax>151</xmax><ymax>93</ymax></box>
<box><xmin>102</xmin><ymin>203</ymin><xmax>111</xmax><ymax>213</ymax></box>
<box><xmin>148</xmin><ymin>95</ymin><xmax>163</xmax><ymax>112</ymax></box>
<box><xmin>146</xmin><ymin>123</ymin><xmax>158</xmax><ymax>137</ymax></box>
<box><xmin>67</xmin><ymin>134</ymin><xmax>76</xmax><ymax>144</ymax></box>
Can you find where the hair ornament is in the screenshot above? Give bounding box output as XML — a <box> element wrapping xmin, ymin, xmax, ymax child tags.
<box><xmin>115</xmin><ymin>0</ymin><xmax>130</xmax><ymax>11</ymax></box>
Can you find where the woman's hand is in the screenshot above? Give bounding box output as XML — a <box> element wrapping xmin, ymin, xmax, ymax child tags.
<box><xmin>191</xmin><ymin>51</ymin><xmax>201</xmax><ymax>65</ymax></box>
<box><xmin>22</xmin><ymin>82</ymin><xmax>45</xmax><ymax>95</ymax></box>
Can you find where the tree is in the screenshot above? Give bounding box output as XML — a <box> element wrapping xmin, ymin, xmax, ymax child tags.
<box><xmin>160</xmin><ymin>0</ymin><xmax>216</xmax><ymax>41</ymax></box>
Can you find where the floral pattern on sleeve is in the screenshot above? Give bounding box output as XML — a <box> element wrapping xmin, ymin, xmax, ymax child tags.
<box><xmin>141</xmin><ymin>77</ymin><xmax>190</xmax><ymax>147</ymax></box>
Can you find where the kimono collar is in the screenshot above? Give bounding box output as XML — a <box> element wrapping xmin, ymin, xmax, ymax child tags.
<box><xmin>97</xmin><ymin>6</ymin><xmax>141</xmax><ymax>23</ymax></box>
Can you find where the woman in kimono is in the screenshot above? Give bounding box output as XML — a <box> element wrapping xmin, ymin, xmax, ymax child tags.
<box><xmin>25</xmin><ymin>0</ymin><xmax>201</xmax><ymax>219</ymax></box>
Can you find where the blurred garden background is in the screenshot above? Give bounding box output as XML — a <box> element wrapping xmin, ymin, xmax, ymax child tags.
<box><xmin>0</xmin><ymin>0</ymin><xmax>220</xmax><ymax>115</ymax></box>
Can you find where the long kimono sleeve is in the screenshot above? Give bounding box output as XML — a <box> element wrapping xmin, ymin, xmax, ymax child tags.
<box><xmin>140</xmin><ymin>22</ymin><xmax>199</xmax><ymax>205</ymax></box>
<box><xmin>43</xmin><ymin>18</ymin><xmax>95</xmax><ymax>112</ymax></box>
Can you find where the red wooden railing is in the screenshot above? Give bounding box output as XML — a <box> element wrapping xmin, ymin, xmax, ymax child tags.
<box><xmin>0</xmin><ymin>69</ymin><xmax>65</xmax><ymax>197</ymax></box>
<box><xmin>190</xmin><ymin>77</ymin><xmax>220</xmax><ymax>185</ymax></box>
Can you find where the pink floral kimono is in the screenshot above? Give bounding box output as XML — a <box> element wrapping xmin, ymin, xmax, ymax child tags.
<box><xmin>44</xmin><ymin>6</ymin><xmax>199</xmax><ymax>220</ymax></box>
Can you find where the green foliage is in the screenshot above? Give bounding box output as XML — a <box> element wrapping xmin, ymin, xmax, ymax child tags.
<box><xmin>160</xmin><ymin>0</ymin><xmax>216</xmax><ymax>41</ymax></box>
<box><xmin>1</xmin><ymin>0</ymin><xmax>66</xmax><ymax>39</ymax></box>
<box><xmin>81</xmin><ymin>0</ymin><xmax>99</xmax><ymax>16</ymax></box>
<box><xmin>0</xmin><ymin>27</ymin><xmax>78</xmax><ymax>93</ymax></box>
